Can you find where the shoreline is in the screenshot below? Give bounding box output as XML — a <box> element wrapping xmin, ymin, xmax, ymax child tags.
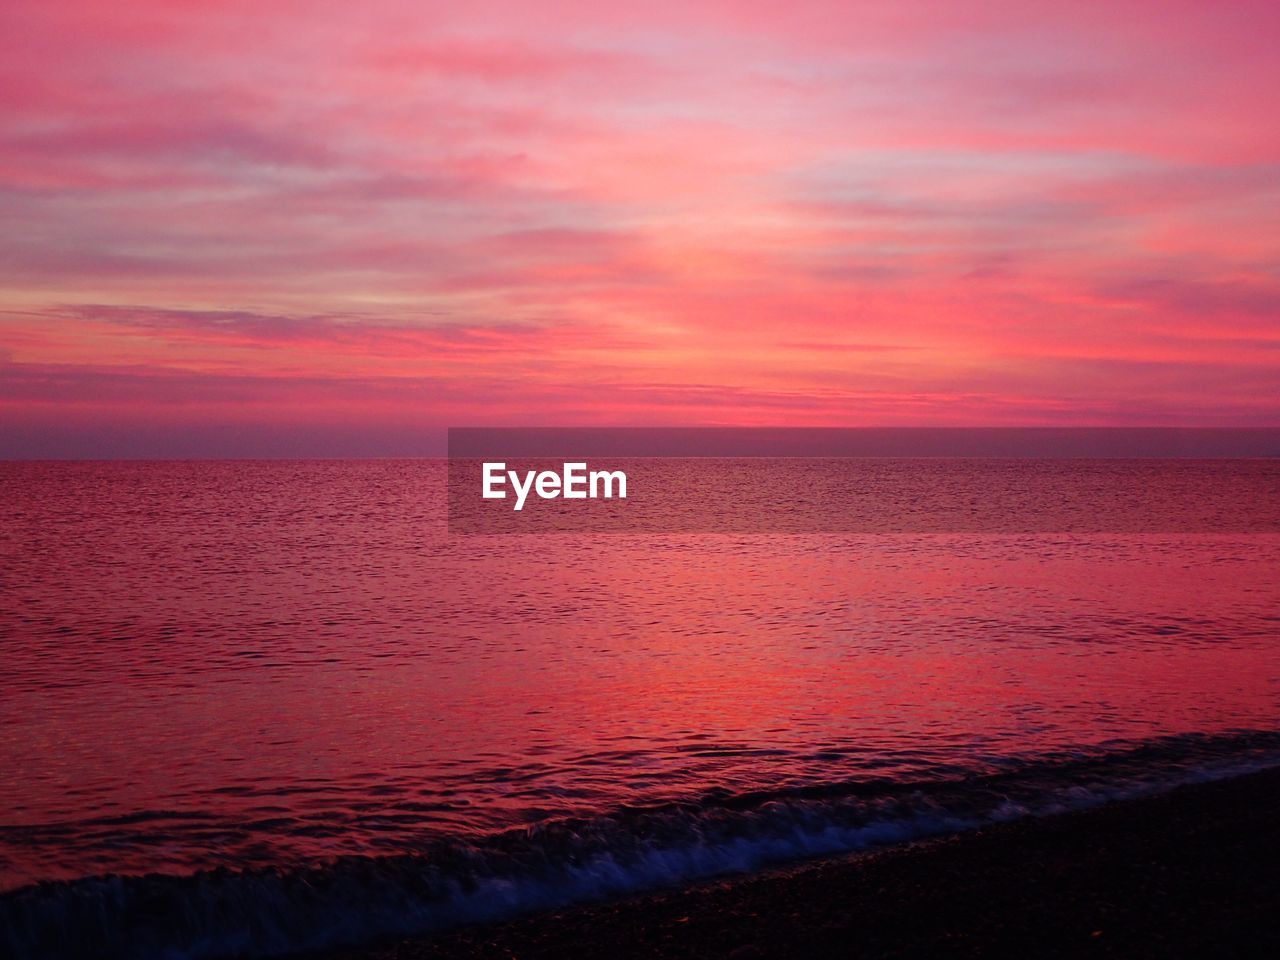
<box><xmin>315</xmin><ymin>766</ymin><xmax>1280</xmax><ymax>959</ymax></box>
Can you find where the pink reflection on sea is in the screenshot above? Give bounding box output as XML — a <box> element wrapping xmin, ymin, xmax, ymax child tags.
<box><xmin>1</xmin><ymin>460</ymin><xmax>1278</xmax><ymax>891</ymax></box>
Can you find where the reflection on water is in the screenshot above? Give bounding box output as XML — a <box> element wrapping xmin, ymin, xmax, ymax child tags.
<box><xmin>2</xmin><ymin>460</ymin><xmax>1278</xmax><ymax>896</ymax></box>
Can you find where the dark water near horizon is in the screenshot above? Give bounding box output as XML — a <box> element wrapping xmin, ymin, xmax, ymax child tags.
<box><xmin>2</xmin><ymin>460</ymin><xmax>1279</xmax><ymax>959</ymax></box>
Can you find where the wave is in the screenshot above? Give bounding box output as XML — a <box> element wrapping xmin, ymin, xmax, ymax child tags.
<box><xmin>5</xmin><ymin>730</ymin><xmax>1280</xmax><ymax>960</ymax></box>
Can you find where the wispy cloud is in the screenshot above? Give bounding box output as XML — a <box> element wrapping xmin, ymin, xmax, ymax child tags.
<box><xmin>2</xmin><ymin>0</ymin><xmax>1278</xmax><ymax>453</ymax></box>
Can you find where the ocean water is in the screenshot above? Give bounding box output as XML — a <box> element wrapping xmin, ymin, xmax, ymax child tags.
<box><xmin>2</xmin><ymin>459</ymin><xmax>1279</xmax><ymax>959</ymax></box>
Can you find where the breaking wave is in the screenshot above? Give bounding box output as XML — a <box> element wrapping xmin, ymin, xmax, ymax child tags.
<box><xmin>4</xmin><ymin>730</ymin><xmax>1280</xmax><ymax>960</ymax></box>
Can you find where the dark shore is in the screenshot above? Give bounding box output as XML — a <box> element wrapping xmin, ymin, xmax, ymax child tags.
<box><xmin>314</xmin><ymin>766</ymin><xmax>1280</xmax><ymax>960</ymax></box>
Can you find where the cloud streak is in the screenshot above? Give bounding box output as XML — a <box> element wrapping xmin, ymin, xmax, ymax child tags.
<box><xmin>1</xmin><ymin>0</ymin><xmax>1278</xmax><ymax>454</ymax></box>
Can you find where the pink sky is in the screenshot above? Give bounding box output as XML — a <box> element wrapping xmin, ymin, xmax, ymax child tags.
<box><xmin>2</xmin><ymin>1</ymin><xmax>1279</xmax><ymax>455</ymax></box>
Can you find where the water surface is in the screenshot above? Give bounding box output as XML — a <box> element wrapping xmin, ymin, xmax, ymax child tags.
<box><xmin>2</xmin><ymin>460</ymin><xmax>1278</xmax><ymax>957</ymax></box>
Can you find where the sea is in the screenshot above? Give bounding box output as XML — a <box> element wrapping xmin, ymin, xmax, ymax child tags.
<box><xmin>2</xmin><ymin>458</ymin><xmax>1279</xmax><ymax>958</ymax></box>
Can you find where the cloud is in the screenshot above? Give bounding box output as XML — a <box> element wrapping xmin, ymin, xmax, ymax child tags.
<box><xmin>1</xmin><ymin>0</ymin><xmax>1278</xmax><ymax>454</ymax></box>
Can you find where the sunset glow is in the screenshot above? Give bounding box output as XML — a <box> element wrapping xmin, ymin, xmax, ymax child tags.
<box><xmin>3</xmin><ymin>1</ymin><xmax>1279</xmax><ymax>455</ymax></box>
